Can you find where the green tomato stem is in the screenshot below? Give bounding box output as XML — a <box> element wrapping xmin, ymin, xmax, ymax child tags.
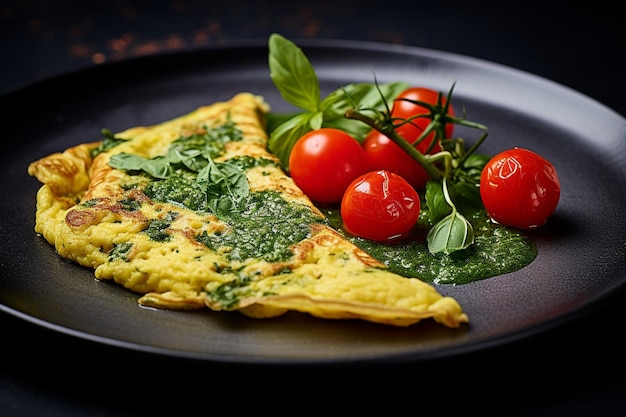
<box><xmin>344</xmin><ymin>109</ymin><xmax>443</xmax><ymax>181</ymax></box>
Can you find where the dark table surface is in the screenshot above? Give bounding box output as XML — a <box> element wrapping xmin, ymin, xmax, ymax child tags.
<box><xmin>1</xmin><ymin>1</ymin><xmax>625</xmax><ymax>415</ymax></box>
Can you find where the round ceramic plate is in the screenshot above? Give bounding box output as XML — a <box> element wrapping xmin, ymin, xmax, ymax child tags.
<box><xmin>1</xmin><ymin>39</ymin><xmax>625</xmax><ymax>364</ymax></box>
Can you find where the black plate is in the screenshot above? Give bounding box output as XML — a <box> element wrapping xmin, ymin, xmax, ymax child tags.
<box><xmin>1</xmin><ymin>39</ymin><xmax>625</xmax><ymax>364</ymax></box>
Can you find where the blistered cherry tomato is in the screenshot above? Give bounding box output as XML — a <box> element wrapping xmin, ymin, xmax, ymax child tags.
<box><xmin>289</xmin><ymin>128</ymin><xmax>369</xmax><ymax>204</ymax></box>
<box><xmin>480</xmin><ymin>147</ymin><xmax>560</xmax><ymax>230</ymax></box>
<box><xmin>362</xmin><ymin>87</ymin><xmax>453</xmax><ymax>190</ymax></box>
<box><xmin>341</xmin><ymin>170</ymin><xmax>421</xmax><ymax>241</ymax></box>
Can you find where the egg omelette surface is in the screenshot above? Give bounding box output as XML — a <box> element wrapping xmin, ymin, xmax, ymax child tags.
<box><xmin>27</xmin><ymin>92</ymin><xmax>468</xmax><ymax>328</ymax></box>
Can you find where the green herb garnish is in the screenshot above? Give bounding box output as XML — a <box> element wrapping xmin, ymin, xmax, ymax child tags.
<box><xmin>267</xmin><ymin>33</ymin><xmax>408</xmax><ymax>169</ymax></box>
<box><xmin>91</xmin><ymin>128</ymin><xmax>127</xmax><ymax>158</ymax></box>
<box><xmin>107</xmin><ymin>122</ymin><xmax>250</xmax><ymax>216</ymax></box>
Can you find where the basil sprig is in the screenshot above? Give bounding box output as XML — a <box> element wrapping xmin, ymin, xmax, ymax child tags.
<box><xmin>108</xmin><ymin>140</ymin><xmax>249</xmax><ymax>216</ymax></box>
<box><xmin>267</xmin><ymin>33</ymin><xmax>408</xmax><ymax>169</ymax></box>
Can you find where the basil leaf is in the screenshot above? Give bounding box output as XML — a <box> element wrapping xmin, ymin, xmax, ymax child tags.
<box><xmin>321</xmin><ymin>82</ymin><xmax>408</xmax><ymax>116</ymax></box>
<box><xmin>91</xmin><ymin>129</ymin><xmax>127</xmax><ymax>158</ymax></box>
<box><xmin>320</xmin><ymin>116</ymin><xmax>372</xmax><ymax>141</ymax></box>
<box><xmin>319</xmin><ymin>82</ymin><xmax>409</xmax><ymax>141</ymax></box>
<box><xmin>452</xmin><ymin>182</ymin><xmax>483</xmax><ymax>215</ymax></box>
<box><xmin>108</xmin><ymin>153</ymin><xmax>172</xmax><ymax>179</ymax></box>
<box><xmin>425</xmin><ymin>180</ymin><xmax>451</xmax><ymax>224</ymax></box>
<box><xmin>198</xmin><ymin>160</ymin><xmax>250</xmax><ymax>215</ymax></box>
<box><xmin>267</xmin><ymin>81</ymin><xmax>407</xmax><ymax>163</ymax></box>
<box><xmin>268</xmin><ymin>33</ymin><xmax>320</xmax><ymax>112</ymax></box>
<box><xmin>163</xmin><ymin>148</ymin><xmax>209</xmax><ymax>172</ymax></box>
<box><xmin>427</xmin><ymin>211</ymin><xmax>475</xmax><ymax>255</ymax></box>
<box><xmin>462</xmin><ymin>153</ymin><xmax>491</xmax><ymax>171</ymax></box>
<box><xmin>163</xmin><ymin>148</ymin><xmax>201</xmax><ymax>163</ymax></box>
<box><xmin>106</xmin><ymin>118</ymin><xmax>254</xmax><ymax>218</ymax></box>
<box><xmin>265</xmin><ymin>112</ymin><xmax>301</xmax><ymax>134</ymax></box>
<box><xmin>268</xmin><ymin>112</ymin><xmax>318</xmax><ymax>169</ymax></box>
<box><xmin>320</xmin><ymin>83</ymin><xmax>373</xmax><ymax>115</ymax></box>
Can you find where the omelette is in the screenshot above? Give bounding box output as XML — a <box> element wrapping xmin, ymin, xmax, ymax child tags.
<box><xmin>27</xmin><ymin>92</ymin><xmax>468</xmax><ymax>328</ymax></box>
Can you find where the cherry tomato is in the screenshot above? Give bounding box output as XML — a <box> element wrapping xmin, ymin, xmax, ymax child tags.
<box><xmin>392</xmin><ymin>87</ymin><xmax>455</xmax><ymax>143</ymax></box>
<box><xmin>480</xmin><ymin>147</ymin><xmax>560</xmax><ymax>230</ymax></box>
<box><xmin>362</xmin><ymin>132</ymin><xmax>436</xmax><ymax>190</ymax></box>
<box><xmin>362</xmin><ymin>87</ymin><xmax>453</xmax><ymax>190</ymax></box>
<box><xmin>341</xmin><ymin>170</ymin><xmax>421</xmax><ymax>242</ymax></box>
<box><xmin>289</xmin><ymin>128</ymin><xmax>369</xmax><ymax>204</ymax></box>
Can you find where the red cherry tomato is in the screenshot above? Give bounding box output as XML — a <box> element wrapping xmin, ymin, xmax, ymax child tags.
<box><xmin>392</xmin><ymin>87</ymin><xmax>455</xmax><ymax>143</ymax></box>
<box><xmin>362</xmin><ymin>132</ymin><xmax>435</xmax><ymax>190</ymax></box>
<box><xmin>362</xmin><ymin>87</ymin><xmax>453</xmax><ymax>190</ymax></box>
<box><xmin>341</xmin><ymin>170</ymin><xmax>421</xmax><ymax>242</ymax></box>
<box><xmin>289</xmin><ymin>128</ymin><xmax>369</xmax><ymax>204</ymax></box>
<box><xmin>480</xmin><ymin>147</ymin><xmax>560</xmax><ymax>230</ymax></box>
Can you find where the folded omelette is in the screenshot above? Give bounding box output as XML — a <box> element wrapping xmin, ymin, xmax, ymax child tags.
<box><xmin>27</xmin><ymin>92</ymin><xmax>468</xmax><ymax>328</ymax></box>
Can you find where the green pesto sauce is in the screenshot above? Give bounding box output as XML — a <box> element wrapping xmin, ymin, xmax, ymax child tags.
<box><xmin>143</xmin><ymin>211</ymin><xmax>178</xmax><ymax>242</ymax></box>
<box><xmin>324</xmin><ymin>208</ymin><xmax>537</xmax><ymax>285</ymax></box>
<box><xmin>133</xmin><ymin>156</ymin><xmax>323</xmax><ymax>262</ymax></box>
<box><xmin>205</xmin><ymin>276</ymin><xmax>252</xmax><ymax>309</ymax></box>
<box><xmin>169</xmin><ymin>120</ymin><xmax>243</xmax><ymax>159</ymax></box>
<box><xmin>196</xmin><ymin>191</ymin><xmax>326</xmax><ymax>263</ymax></box>
<box><xmin>108</xmin><ymin>242</ymin><xmax>133</xmax><ymax>262</ymax></box>
<box><xmin>143</xmin><ymin>170</ymin><xmax>209</xmax><ymax>211</ymax></box>
<box><xmin>119</xmin><ymin>197</ymin><xmax>141</xmax><ymax>212</ymax></box>
<box><xmin>226</xmin><ymin>155</ymin><xmax>277</xmax><ymax>171</ymax></box>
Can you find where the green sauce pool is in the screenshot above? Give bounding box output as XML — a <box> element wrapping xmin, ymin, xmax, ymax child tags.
<box><xmin>324</xmin><ymin>208</ymin><xmax>537</xmax><ymax>285</ymax></box>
